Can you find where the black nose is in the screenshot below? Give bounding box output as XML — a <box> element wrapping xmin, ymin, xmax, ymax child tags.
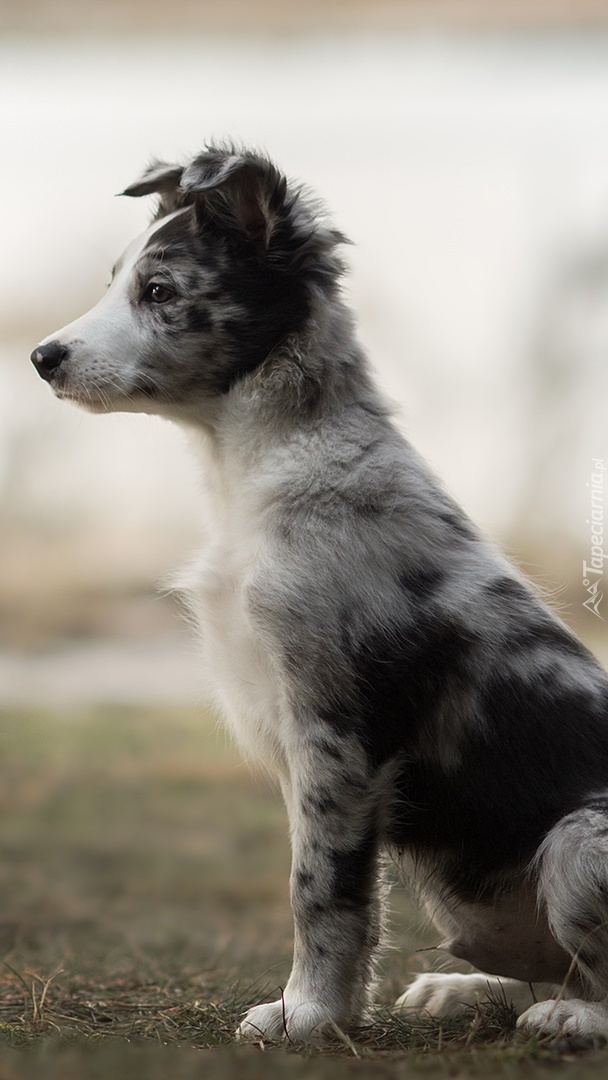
<box><xmin>31</xmin><ymin>341</ymin><xmax>69</xmax><ymax>381</ymax></box>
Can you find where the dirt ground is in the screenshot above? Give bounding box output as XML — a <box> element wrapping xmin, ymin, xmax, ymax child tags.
<box><xmin>0</xmin><ymin>705</ymin><xmax>606</xmax><ymax>1078</ymax></box>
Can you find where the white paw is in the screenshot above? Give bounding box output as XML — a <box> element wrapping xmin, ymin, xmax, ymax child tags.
<box><xmin>394</xmin><ymin>972</ymin><xmax>527</xmax><ymax>1019</ymax></box>
<box><xmin>517</xmin><ymin>998</ymin><xmax>608</xmax><ymax>1039</ymax></box>
<box><xmin>237</xmin><ymin>997</ymin><xmax>335</xmax><ymax>1043</ymax></box>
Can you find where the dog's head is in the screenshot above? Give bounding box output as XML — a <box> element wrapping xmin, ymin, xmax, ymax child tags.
<box><xmin>31</xmin><ymin>145</ymin><xmax>347</xmax><ymax>420</ymax></box>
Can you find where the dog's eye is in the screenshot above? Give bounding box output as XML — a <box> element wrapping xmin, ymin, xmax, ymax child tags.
<box><xmin>144</xmin><ymin>283</ymin><xmax>175</xmax><ymax>304</ymax></box>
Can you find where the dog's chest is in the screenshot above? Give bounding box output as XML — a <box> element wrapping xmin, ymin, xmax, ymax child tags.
<box><xmin>188</xmin><ymin>492</ymin><xmax>286</xmax><ymax>765</ymax></box>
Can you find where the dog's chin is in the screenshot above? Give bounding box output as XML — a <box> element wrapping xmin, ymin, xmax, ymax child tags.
<box><xmin>52</xmin><ymin>385</ymin><xmax>114</xmax><ymax>414</ymax></box>
<box><xmin>54</xmin><ymin>383</ymin><xmax>152</xmax><ymax>416</ymax></box>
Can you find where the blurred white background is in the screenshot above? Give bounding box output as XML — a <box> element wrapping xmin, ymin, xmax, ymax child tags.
<box><xmin>3</xmin><ymin>0</ymin><xmax>608</xmax><ymax>699</ymax></box>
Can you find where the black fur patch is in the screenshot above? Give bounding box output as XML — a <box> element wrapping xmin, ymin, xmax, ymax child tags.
<box><xmin>310</xmin><ymin>738</ymin><xmax>344</xmax><ymax>763</ymax></box>
<box><xmin>295</xmin><ymin>868</ymin><xmax>315</xmax><ymax>890</ymax></box>
<box><xmin>349</xmin><ymin>615</ymin><xmax>481</xmax><ymax>768</ymax></box>
<box><xmin>322</xmin><ymin>578</ymin><xmax>483</xmax><ymax>769</ymax></box>
<box><xmin>137</xmin><ymin>206</ymin><xmax>316</xmax><ymax>394</ymax></box>
<box><xmin>577</xmin><ymin>948</ymin><xmax>600</xmax><ymax>970</ymax></box>
<box><xmin>317</xmin><ymin>560</ymin><xmax>608</xmax><ymax>898</ymax></box>
<box><xmin>184</xmin><ymin>308</ymin><xmax>213</xmax><ymax>334</ymax></box>
<box><xmin>483</xmin><ymin>576</ymin><xmax>592</xmax><ymax>659</ymax></box>
<box><xmin>330</xmin><ymin>829</ymin><xmax>378</xmax><ymax>910</ymax></box>
<box><xmin>389</xmin><ymin>666</ymin><xmax>608</xmax><ymax>897</ymax></box>
<box><xmin>436</xmin><ymin>508</ymin><xmax>479</xmax><ymax>542</ymax></box>
<box><xmin>399</xmin><ymin>566</ymin><xmax>446</xmax><ymax>599</ymax></box>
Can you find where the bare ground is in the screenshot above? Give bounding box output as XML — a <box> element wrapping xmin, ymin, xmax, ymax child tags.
<box><xmin>0</xmin><ymin>705</ymin><xmax>606</xmax><ymax>1076</ymax></box>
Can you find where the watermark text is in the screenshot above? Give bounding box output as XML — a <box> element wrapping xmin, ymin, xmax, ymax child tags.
<box><xmin>582</xmin><ymin>458</ymin><xmax>606</xmax><ymax>619</ymax></box>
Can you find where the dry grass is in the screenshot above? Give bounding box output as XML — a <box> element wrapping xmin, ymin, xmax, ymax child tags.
<box><xmin>0</xmin><ymin>704</ymin><xmax>606</xmax><ymax>1078</ymax></box>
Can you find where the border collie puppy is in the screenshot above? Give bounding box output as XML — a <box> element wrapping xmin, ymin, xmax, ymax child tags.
<box><xmin>31</xmin><ymin>145</ymin><xmax>608</xmax><ymax>1042</ymax></box>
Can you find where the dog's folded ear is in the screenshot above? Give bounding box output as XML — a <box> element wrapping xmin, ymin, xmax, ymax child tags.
<box><xmin>180</xmin><ymin>146</ymin><xmax>349</xmax><ymax>285</ymax></box>
<box><xmin>180</xmin><ymin>148</ymin><xmax>286</xmax><ymax>257</ymax></box>
<box><xmin>120</xmin><ymin>161</ymin><xmax>190</xmax><ymax>219</ymax></box>
<box><xmin>122</xmin><ymin>146</ymin><xmax>348</xmax><ymax>288</ymax></box>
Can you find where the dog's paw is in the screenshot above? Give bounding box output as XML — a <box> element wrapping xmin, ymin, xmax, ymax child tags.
<box><xmin>517</xmin><ymin>999</ymin><xmax>608</xmax><ymax>1039</ymax></box>
<box><xmin>394</xmin><ymin>972</ymin><xmax>520</xmax><ymax>1019</ymax></box>
<box><xmin>237</xmin><ymin>997</ymin><xmax>335</xmax><ymax>1043</ymax></box>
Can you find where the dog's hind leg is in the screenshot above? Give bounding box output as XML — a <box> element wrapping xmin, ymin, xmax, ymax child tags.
<box><xmin>395</xmin><ymin>879</ymin><xmax>567</xmax><ymax>1023</ymax></box>
<box><xmin>395</xmin><ymin>972</ymin><xmax>558</xmax><ymax>1020</ymax></box>
<box><xmin>237</xmin><ymin>731</ymin><xmax>388</xmax><ymax>1043</ymax></box>
<box><xmin>518</xmin><ymin>797</ymin><xmax>608</xmax><ymax>1038</ymax></box>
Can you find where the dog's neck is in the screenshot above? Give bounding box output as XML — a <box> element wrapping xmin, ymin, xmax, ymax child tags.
<box><xmin>180</xmin><ymin>297</ymin><xmax>384</xmax><ymax>459</ymax></box>
<box><xmin>180</xmin><ymin>310</ymin><xmax>395</xmax><ymax>541</ymax></box>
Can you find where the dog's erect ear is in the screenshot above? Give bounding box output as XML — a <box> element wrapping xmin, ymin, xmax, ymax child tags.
<box><xmin>120</xmin><ymin>160</ymin><xmax>190</xmax><ymax>219</ymax></box>
<box><xmin>180</xmin><ymin>149</ymin><xmax>287</xmax><ymax>255</ymax></box>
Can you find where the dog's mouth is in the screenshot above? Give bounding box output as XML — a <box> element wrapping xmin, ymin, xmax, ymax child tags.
<box><xmin>46</xmin><ymin>370</ymin><xmax>130</xmax><ymax>412</ymax></box>
<box><xmin>31</xmin><ymin>337</ymin><xmax>165</xmax><ymax>415</ymax></box>
<box><xmin>54</xmin><ymin>377</ymin><xmax>162</xmax><ymax>416</ymax></box>
<box><xmin>52</xmin><ymin>384</ymin><xmax>114</xmax><ymax>413</ymax></box>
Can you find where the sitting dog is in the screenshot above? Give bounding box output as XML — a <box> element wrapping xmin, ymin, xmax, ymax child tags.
<box><xmin>31</xmin><ymin>144</ymin><xmax>608</xmax><ymax>1042</ymax></box>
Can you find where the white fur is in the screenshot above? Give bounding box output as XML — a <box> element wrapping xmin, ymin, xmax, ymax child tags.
<box><xmin>237</xmin><ymin>997</ymin><xmax>335</xmax><ymax>1043</ymax></box>
<box><xmin>39</xmin><ymin>211</ymin><xmax>189</xmax><ymax>414</ymax></box>
<box><xmin>395</xmin><ymin>972</ymin><xmax>558</xmax><ymax>1019</ymax></box>
<box><xmin>518</xmin><ymin>998</ymin><xmax>608</xmax><ymax>1038</ymax></box>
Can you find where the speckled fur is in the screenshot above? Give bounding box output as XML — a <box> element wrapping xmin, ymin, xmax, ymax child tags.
<box><xmin>32</xmin><ymin>145</ymin><xmax>608</xmax><ymax>1042</ymax></box>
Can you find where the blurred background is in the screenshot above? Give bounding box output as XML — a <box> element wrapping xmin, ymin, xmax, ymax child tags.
<box><xmin>4</xmin><ymin>0</ymin><xmax>608</xmax><ymax>702</ymax></box>
<box><xmin>3</xmin><ymin>0</ymin><xmax>608</xmax><ymax>1048</ymax></box>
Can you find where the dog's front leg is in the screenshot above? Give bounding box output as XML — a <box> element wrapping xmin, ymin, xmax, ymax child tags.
<box><xmin>238</xmin><ymin>734</ymin><xmax>385</xmax><ymax>1043</ymax></box>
